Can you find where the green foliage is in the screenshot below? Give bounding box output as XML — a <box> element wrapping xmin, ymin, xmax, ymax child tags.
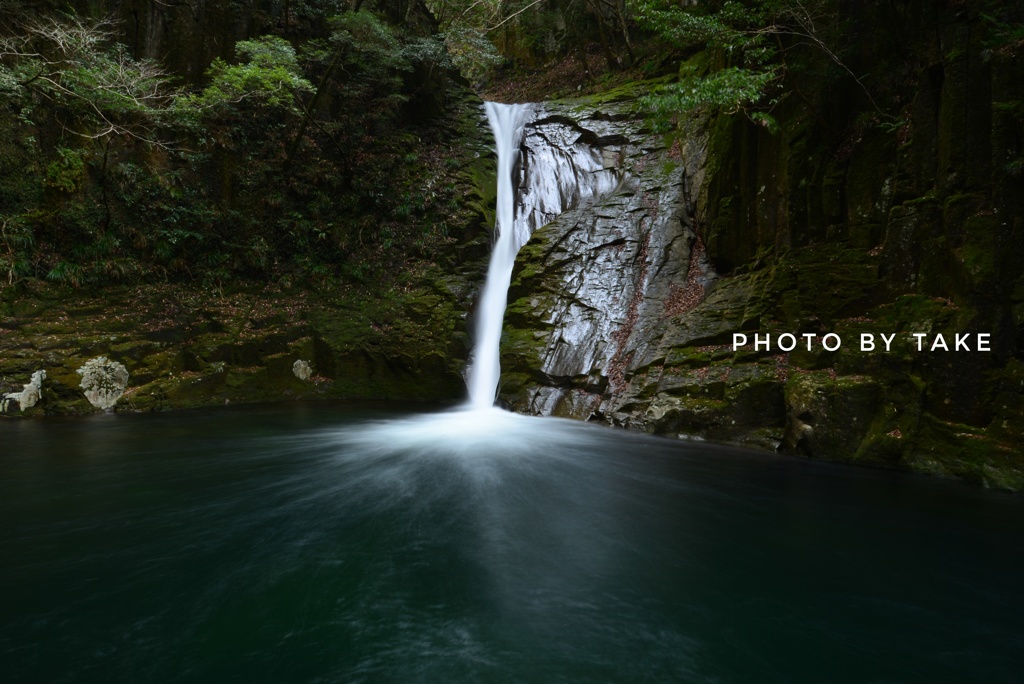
<box><xmin>181</xmin><ymin>36</ymin><xmax>314</xmax><ymax>116</ymax></box>
<box><xmin>642</xmin><ymin>65</ymin><xmax>778</xmax><ymax>130</ymax></box>
<box><xmin>319</xmin><ymin>10</ymin><xmax>425</xmax><ymax>110</ymax></box>
<box><xmin>0</xmin><ymin>65</ymin><xmax>17</xmax><ymax>93</ymax></box>
<box><xmin>877</xmin><ymin>116</ymin><xmax>909</xmax><ymax>134</ymax></box>
<box><xmin>283</xmin><ymin>0</ymin><xmax>351</xmax><ymax>24</ymax></box>
<box><xmin>0</xmin><ymin>216</ymin><xmax>34</xmax><ymax>285</ymax></box>
<box><xmin>43</xmin><ymin>147</ymin><xmax>87</xmax><ymax>193</ymax></box>
<box><xmin>441</xmin><ymin>24</ymin><xmax>503</xmax><ymax>83</ymax></box>
<box><xmin>403</xmin><ymin>35</ymin><xmax>452</xmax><ymax>73</ymax></box>
<box><xmin>0</xmin><ymin>14</ymin><xmax>177</xmax><ymax>144</ymax></box>
<box><xmin>331</xmin><ymin>11</ymin><xmax>404</xmax><ymax>63</ymax></box>
<box><xmin>632</xmin><ymin>0</ymin><xmax>761</xmax><ymax>51</ymax></box>
<box><xmin>426</xmin><ymin>0</ymin><xmax>509</xmax><ymax>83</ymax></box>
<box><xmin>981</xmin><ymin>12</ymin><xmax>1024</xmax><ymax>56</ymax></box>
<box><xmin>45</xmin><ymin>260</ymin><xmax>85</xmax><ymax>287</ymax></box>
<box><xmin>430</xmin><ymin>0</ymin><xmax>639</xmax><ymax>75</ymax></box>
<box><xmin>629</xmin><ymin>0</ymin><xmax>838</xmax><ymax>129</ymax></box>
<box><xmin>0</xmin><ymin>5</ymin><xmax>479</xmax><ymax>291</ymax></box>
<box><xmin>108</xmin><ymin>161</ymin><xmax>212</xmax><ymax>272</ymax></box>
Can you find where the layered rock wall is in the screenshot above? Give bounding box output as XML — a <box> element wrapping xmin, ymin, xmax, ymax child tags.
<box><xmin>499</xmin><ymin>5</ymin><xmax>1024</xmax><ymax>490</ymax></box>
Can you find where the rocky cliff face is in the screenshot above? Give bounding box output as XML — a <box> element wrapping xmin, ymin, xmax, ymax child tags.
<box><xmin>498</xmin><ymin>92</ymin><xmax>719</xmax><ymax>423</ymax></box>
<box><xmin>498</xmin><ymin>5</ymin><xmax>1024</xmax><ymax>491</ymax></box>
<box><xmin>501</xmin><ymin>93</ymin><xmax>797</xmax><ymax>452</ymax></box>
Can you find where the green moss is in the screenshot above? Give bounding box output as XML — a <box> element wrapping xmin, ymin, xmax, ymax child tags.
<box><xmin>645</xmin><ymin>395</ymin><xmax>731</xmax><ymax>436</ymax></box>
<box><xmin>911</xmin><ymin>415</ymin><xmax>1024</xmax><ymax>491</ymax></box>
<box><xmin>558</xmin><ymin>76</ymin><xmax>674</xmax><ymax>117</ymax></box>
<box><xmin>784</xmin><ymin>371</ymin><xmax>881</xmax><ymax>460</ymax></box>
<box><xmin>744</xmin><ymin>244</ymin><xmax>879</xmax><ymax>327</ymax></box>
<box><xmin>664</xmin><ymin>349</ymin><xmax>713</xmax><ymax>368</ymax></box>
<box><xmin>942</xmin><ymin>193</ymin><xmax>986</xmax><ymax>231</ymax></box>
<box><xmin>463</xmin><ymin>153</ymin><xmax>497</xmax><ymax>234</ymax></box>
<box><xmin>867</xmin><ymin>294</ymin><xmax>962</xmax><ymax>331</ymax></box>
<box><xmin>0</xmin><ymin>272</ymin><xmax>471</xmax><ymax>417</ymax></box>
<box><xmin>987</xmin><ymin>358</ymin><xmax>1024</xmax><ymax>443</ymax></box>
<box><xmin>955</xmin><ymin>214</ymin><xmax>999</xmax><ymax>292</ymax></box>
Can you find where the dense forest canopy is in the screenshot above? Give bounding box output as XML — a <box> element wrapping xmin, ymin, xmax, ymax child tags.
<box><xmin>1</xmin><ymin>0</ymin><xmax>1023</xmax><ymax>289</ymax></box>
<box><xmin>0</xmin><ymin>0</ymin><xmax>477</xmax><ymax>290</ymax></box>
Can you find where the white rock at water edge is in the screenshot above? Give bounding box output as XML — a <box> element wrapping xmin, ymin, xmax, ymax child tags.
<box><xmin>293</xmin><ymin>360</ymin><xmax>312</xmax><ymax>381</ymax></box>
<box><xmin>77</xmin><ymin>357</ymin><xmax>129</xmax><ymax>410</ymax></box>
<box><xmin>2</xmin><ymin>369</ymin><xmax>46</xmax><ymax>412</ymax></box>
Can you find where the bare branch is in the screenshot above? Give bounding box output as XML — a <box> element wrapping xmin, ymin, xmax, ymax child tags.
<box><xmin>485</xmin><ymin>0</ymin><xmax>546</xmax><ymax>33</ymax></box>
<box><xmin>1</xmin><ymin>11</ymin><xmax>181</xmax><ymax>147</ymax></box>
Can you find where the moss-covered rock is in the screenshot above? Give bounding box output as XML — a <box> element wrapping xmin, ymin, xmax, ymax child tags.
<box><xmin>783</xmin><ymin>372</ymin><xmax>880</xmax><ymax>460</ymax></box>
<box><xmin>0</xmin><ymin>271</ymin><xmax>478</xmax><ymax>417</ymax></box>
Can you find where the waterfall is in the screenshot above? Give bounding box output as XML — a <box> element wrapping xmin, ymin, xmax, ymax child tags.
<box><xmin>467</xmin><ymin>102</ymin><xmax>532</xmax><ymax>409</ymax></box>
<box><xmin>467</xmin><ymin>102</ymin><xmax>626</xmax><ymax>409</ymax></box>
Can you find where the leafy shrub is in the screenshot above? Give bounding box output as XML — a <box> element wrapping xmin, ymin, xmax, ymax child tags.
<box><xmin>44</xmin><ymin>148</ymin><xmax>87</xmax><ymax>193</ymax></box>
<box><xmin>180</xmin><ymin>36</ymin><xmax>314</xmax><ymax>117</ymax></box>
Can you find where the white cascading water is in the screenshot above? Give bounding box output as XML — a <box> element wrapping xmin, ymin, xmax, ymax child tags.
<box><xmin>467</xmin><ymin>102</ymin><xmax>533</xmax><ymax>409</ymax></box>
<box><xmin>333</xmin><ymin>102</ymin><xmax>621</xmax><ymax>445</ymax></box>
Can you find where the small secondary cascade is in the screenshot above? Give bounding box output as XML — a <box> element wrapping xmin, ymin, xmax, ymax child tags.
<box><xmin>467</xmin><ymin>102</ymin><xmax>532</xmax><ymax>409</ymax></box>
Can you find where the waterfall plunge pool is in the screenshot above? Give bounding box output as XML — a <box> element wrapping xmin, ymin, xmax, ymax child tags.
<box><xmin>2</xmin><ymin>402</ymin><xmax>1023</xmax><ymax>682</ymax></box>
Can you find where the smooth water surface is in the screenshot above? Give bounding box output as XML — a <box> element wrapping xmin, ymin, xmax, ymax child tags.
<box><xmin>2</xmin><ymin>403</ymin><xmax>1023</xmax><ymax>683</ymax></box>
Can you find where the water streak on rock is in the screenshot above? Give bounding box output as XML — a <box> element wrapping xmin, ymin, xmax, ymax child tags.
<box><xmin>468</xmin><ymin>102</ymin><xmax>625</xmax><ymax>408</ymax></box>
